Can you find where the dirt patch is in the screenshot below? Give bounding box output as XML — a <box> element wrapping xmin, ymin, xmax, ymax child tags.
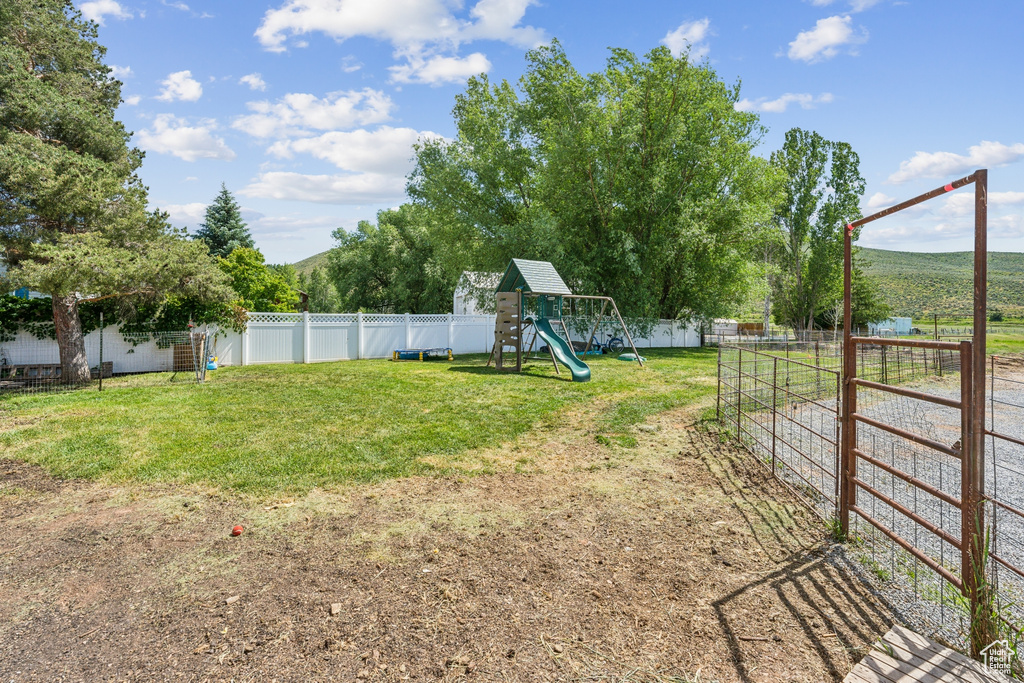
<box><xmin>0</xmin><ymin>412</ymin><xmax>897</xmax><ymax>682</ymax></box>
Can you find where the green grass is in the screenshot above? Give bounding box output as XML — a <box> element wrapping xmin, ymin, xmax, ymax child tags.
<box><xmin>0</xmin><ymin>349</ymin><xmax>716</xmax><ymax>496</ymax></box>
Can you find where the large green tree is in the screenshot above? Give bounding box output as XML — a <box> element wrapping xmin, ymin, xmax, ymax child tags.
<box><xmin>219</xmin><ymin>248</ymin><xmax>298</xmax><ymax>313</ymax></box>
<box><xmin>195</xmin><ymin>184</ymin><xmax>254</xmax><ymax>258</ymax></box>
<box><xmin>327</xmin><ymin>204</ymin><xmax>469</xmax><ymax>313</ymax></box>
<box><xmin>408</xmin><ymin>41</ymin><xmax>783</xmax><ymax>322</ymax></box>
<box><xmin>0</xmin><ymin>0</ymin><xmax>231</xmax><ymax>381</ymax></box>
<box><xmin>769</xmin><ymin>128</ymin><xmax>866</xmax><ymax>333</ymax></box>
<box><xmin>297</xmin><ymin>266</ymin><xmax>342</xmax><ymax>313</ymax></box>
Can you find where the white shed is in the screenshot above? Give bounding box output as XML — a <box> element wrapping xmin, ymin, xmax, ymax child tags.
<box><xmin>453</xmin><ymin>271</ymin><xmax>501</xmax><ymax>316</ymax></box>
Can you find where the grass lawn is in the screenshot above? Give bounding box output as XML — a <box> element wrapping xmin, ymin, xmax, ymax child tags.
<box><xmin>0</xmin><ymin>348</ymin><xmax>717</xmax><ymax>495</ymax></box>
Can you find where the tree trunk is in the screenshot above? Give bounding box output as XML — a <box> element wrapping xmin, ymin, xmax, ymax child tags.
<box><xmin>52</xmin><ymin>294</ymin><xmax>91</xmax><ymax>384</ymax></box>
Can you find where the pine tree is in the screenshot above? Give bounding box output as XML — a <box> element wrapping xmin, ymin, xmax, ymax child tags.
<box><xmin>195</xmin><ymin>184</ymin><xmax>254</xmax><ymax>258</ymax></box>
<box><xmin>0</xmin><ymin>0</ymin><xmax>232</xmax><ymax>382</ymax></box>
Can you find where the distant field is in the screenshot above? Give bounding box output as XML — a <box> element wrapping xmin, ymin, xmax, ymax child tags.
<box><xmin>859</xmin><ymin>248</ymin><xmax>1024</xmax><ymax>318</ymax></box>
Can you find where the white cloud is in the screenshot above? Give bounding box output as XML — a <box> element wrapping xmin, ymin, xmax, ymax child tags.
<box><xmin>240</xmin><ymin>171</ymin><xmax>405</xmax><ymax>204</ymax></box>
<box><xmin>162</xmin><ymin>0</ymin><xmax>190</xmax><ymax>10</ymax></box>
<box><xmin>866</xmin><ymin>192</ymin><xmax>897</xmax><ymax>209</ymax></box>
<box><xmin>239</xmin><ymin>73</ymin><xmax>268</xmax><ymax>91</ymax></box>
<box><xmin>122</xmin><ymin>94</ymin><xmax>141</xmax><ymax>106</ymax></box>
<box><xmin>109</xmin><ymin>65</ymin><xmax>133</xmax><ymax>79</ymax></box>
<box><xmin>888</xmin><ymin>141</ymin><xmax>1024</xmax><ymax>184</ymax></box>
<box><xmin>157</xmin><ymin>70</ymin><xmax>203</xmax><ymax>102</ymax></box>
<box><xmin>80</xmin><ymin>0</ymin><xmax>132</xmax><ymax>24</ymax></box>
<box><xmin>136</xmin><ymin>114</ymin><xmax>236</xmax><ymax>162</ymax></box>
<box><xmin>943</xmin><ymin>191</ymin><xmax>1024</xmax><ymax>217</ymax></box>
<box><xmin>787</xmin><ymin>15</ymin><xmax>867</xmax><ymax>63</ymax></box>
<box><xmin>162</xmin><ymin>202</ymin><xmax>207</xmax><ymax>226</ymax></box>
<box><xmin>254</xmin><ymin>0</ymin><xmax>543</xmax><ymax>88</ymax></box>
<box><xmin>255</xmin><ymin>0</ymin><xmax>545</xmax><ymax>52</ymax></box>
<box><xmin>662</xmin><ymin>18</ymin><xmax>711</xmax><ymax>61</ymax></box>
<box><xmin>849</xmin><ymin>0</ymin><xmax>883</xmax><ymax>11</ymax></box>
<box><xmin>389</xmin><ymin>52</ymin><xmax>491</xmax><ymax>85</ymax></box>
<box><xmin>735</xmin><ymin>92</ymin><xmax>834</xmax><ymax>113</ymax></box>
<box><xmin>341</xmin><ymin>56</ymin><xmax>362</xmax><ymax>73</ymax></box>
<box><xmin>268</xmin><ymin>126</ymin><xmax>444</xmax><ymax>173</ymax></box>
<box><xmin>232</xmin><ymin>88</ymin><xmax>394</xmax><ymax>138</ymax></box>
<box><xmin>810</xmin><ymin>0</ymin><xmax>835</xmax><ymax>5</ymax></box>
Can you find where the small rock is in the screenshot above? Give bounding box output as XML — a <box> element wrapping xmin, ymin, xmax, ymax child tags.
<box><xmin>772</xmin><ymin>634</ymin><xmax>783</xmax><ymax>642</ymax></box>
<box><xmin>243</xmin><ymin>643</ymin><xmax>254</xmax><ymax>653</ymax></box>
<box><xmin>224</xmin><ymin>595</ymin><xmax>240</xmax><ymax>605</ymax></box>
<box><xmin>552</xmin><ymin>644</ymin><xmax>564</xmax><ymax>654</ymax></box>
<box><xmin>330</xmin><ymin>603</ymin><xmax>343</xmax><ymax>616</ymax></box>
<box><xmin>356</xmin><ymin>670</ymin><xmax>370</xmax><ymax>679</ymax></box>
<box><xmin>399</xmin><ymin>664</ymin><xmax>407</xmax><ymax>673</ymax></box>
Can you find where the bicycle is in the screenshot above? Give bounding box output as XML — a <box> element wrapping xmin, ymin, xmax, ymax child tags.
<box><xmin>589</xmin><ymin>332</ymin><xmax>624</xmax><ymax>354</ymax></box>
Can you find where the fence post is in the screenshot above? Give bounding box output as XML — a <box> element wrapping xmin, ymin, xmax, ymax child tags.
<box><xmin>404</xmin><ymin>312</ymin><xmax>412</xmax><ymax>349</ymax></box>
<box><xmin>242</xmin><ymin>319</ymin><xmax>250</xmax><ymax>366</ymax></box>
<box><xmin>771</xmin><ymin>356</ymin><xmax>778</xmax><ymax>476</ymax></box>
<box><xmin>303</xmin><ymin>310</ymin><xmax>310</xmax><ymax>364</ymax></box>
<box><xmin>98</xmin><ymin>311</ymin><xmax>104</xmax><ymax>392</ymax></box>
<box><xmin>736</xmin><ymin>348</ymin><xmax>743</xmax><ymax>439</ymax></box>
<box><xmin>840</xmin><ymin>225</ymin><xmax>856</xmax><ymax>537</ymax></box>
<box><xmin>447</xmin><ymin>313</ymin><xmax>454</xmax><ymax>350</ymax></box>
<box><xmin>357</xmin><ymin>312</ymin><xmax>364</xmax><ymax>360</ymax></box>
<box><xmin>715</xmin><ymin>344</ymin><xmax>722</xmax><ymax>420</ymax></box>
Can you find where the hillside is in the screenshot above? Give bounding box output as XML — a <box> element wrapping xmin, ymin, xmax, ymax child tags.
<box><xmin>858</xmin><ymin>248</ymin><xmax>1024</xmax><ymax>318</ymax></box>
<box><xmin>290</xmin><ymin>250</ymin><xmax>330</xmax><ymax>276</ymax></box>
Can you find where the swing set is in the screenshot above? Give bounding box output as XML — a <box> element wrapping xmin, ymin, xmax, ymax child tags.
<box><xmin>486</xmin><ymin>259</ymin><xmax>643</xmax><ymax>382</ymax></box>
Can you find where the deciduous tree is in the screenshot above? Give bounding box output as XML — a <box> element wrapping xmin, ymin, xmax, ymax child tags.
<box><xmin>409</xmin><ymin>41</ymin><xmax>783</xmax><ymax>323</ymax></box>
<box><xmin>219</xmin><ymin>248</ymin><xmax>298</xmax><ymax>313</ymax></box>
<box><xmin>769</xmin><ymin>128</ymin><xmax>865</xmax><ymax>333</ymax></box>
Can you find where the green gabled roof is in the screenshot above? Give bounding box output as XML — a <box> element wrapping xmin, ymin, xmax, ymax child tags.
<box><xmin>495</xmin><ymin>259</ymin><xmax>572</xmax><ymax>295</ymax></box>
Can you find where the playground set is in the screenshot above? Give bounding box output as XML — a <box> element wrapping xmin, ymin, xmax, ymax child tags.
<box><xmin>487</xmin><ymin>259</ymin><xmax>642</xmax><ymax>382</ymax></box>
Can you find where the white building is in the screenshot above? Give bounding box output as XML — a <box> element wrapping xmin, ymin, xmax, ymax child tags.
<box><xmin>868</xmin><ymin>317</ymin><xmax>913</xmax><ymax>335</ymax></box>
<box><xmin>452</xmin><ymin>271</ymin><xmax>501</xmax><ymax>316</ymax></box>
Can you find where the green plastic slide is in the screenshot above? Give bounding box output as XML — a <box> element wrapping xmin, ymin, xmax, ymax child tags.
<box><xmin>528</xmin><ymin>317</ymin><xmax>591</xmax><ymax>382</ymax></box>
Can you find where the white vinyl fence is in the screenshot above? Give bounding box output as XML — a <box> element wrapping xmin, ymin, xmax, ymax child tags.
<box><xmin>0</xmin><ymin>312</ymin><xmax>700</xmax><ymax>375</ymax></box>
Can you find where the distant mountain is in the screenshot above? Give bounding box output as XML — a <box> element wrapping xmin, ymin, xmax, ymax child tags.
<box><xmin>858</xmin><ymin>248</ymin><xmax>1024</xmax><ymax>318</ymax></box>
<box><xmin>290</xmin><ymin>250</ymin><xmax>330</xmax><ymax>276</ymax></box>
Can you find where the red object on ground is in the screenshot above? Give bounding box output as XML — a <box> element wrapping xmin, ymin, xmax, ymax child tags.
<box><xmin>231</xmin><ymin>525</ymin><xmax>243</xmax><ymax>536</ymax></box>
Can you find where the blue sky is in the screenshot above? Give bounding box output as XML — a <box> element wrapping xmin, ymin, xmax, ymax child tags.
<box><xmin>81</xmin><ymin>0</ymin><xmax>1024</xmax><ymax>264</ymax></box>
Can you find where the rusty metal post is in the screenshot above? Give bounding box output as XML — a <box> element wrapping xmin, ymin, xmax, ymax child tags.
<box><xmin>969</xmin><ymin>169</ymin><xmax>989</xmax><ymax>656</ymax></box>
<box><xmin>881</xmin><ymin>344</ymin><xmax>888</xmax><ymax>384</ymax></box>
<box><xmin>840</xmin><ymin>223</ymin><xmax>856</xmax><ymax>535</ymax></box>
<box><xmin>772</xmin><ymin>356</ymin><xmax>778</xmax><ymax>477</ymax></box>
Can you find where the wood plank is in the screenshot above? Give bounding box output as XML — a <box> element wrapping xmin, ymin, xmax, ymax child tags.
<box><xmin>857</xmin><ymin>648</ymin><xmax>954</xmax><ymax>683</ymax></box>
<box><xmin>883</xmin><ymin>628</ymin><xmax>1009</xmax><ymax>683</ymax></box>
<box><xmin>889</xmin><ymin>626</ymin><xmax>1012</xmax><ymax>683</ymax></box>
<box><xmin>845</xmin><ymin>626</ymin><xmax>1014</xmax><ymax>683</ymax></box>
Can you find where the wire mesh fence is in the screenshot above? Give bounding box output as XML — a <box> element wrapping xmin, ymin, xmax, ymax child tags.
<box><xmin>718</xmin><ymin>341</ymin><xmax>1024</xmax><ymax>656</ymax></box>
<box><xmin>0</xmin><ymin>326</ymin><xmax>211</xmax><ymax>395</ymax></box>
<box><xmin>717</xmin><ymin>343</ymin><xmax>840</xmax><ymax>519</ymax></box>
